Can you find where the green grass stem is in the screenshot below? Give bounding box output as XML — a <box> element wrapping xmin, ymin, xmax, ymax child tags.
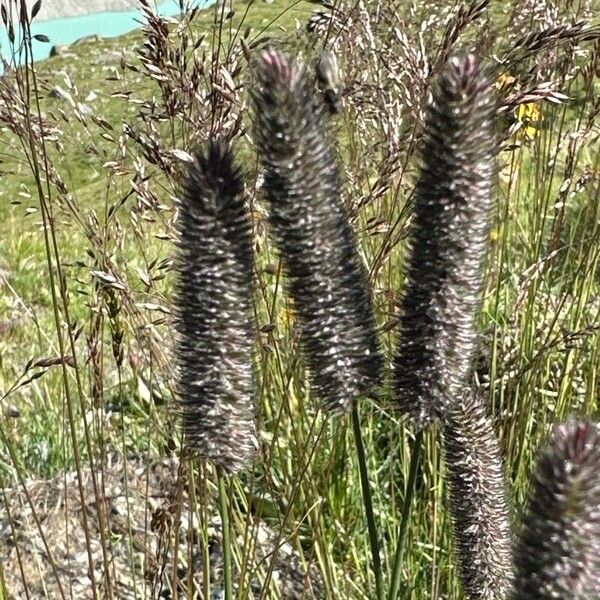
<box><xmin>388</xmin><ymin>430</ymin><xmax>423</xmax><ymax>600</ymax></box>
<box><xmin>218</xmin><ymin>467</ymin><xmax>234</xmax><ymax>600</ymax></box>
<box><xmin>352</xmin><ymin>405</ymin><xmax>384</xmax><ymax>600</ymax></box>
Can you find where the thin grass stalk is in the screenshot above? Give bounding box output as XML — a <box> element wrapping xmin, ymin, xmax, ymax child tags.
<box><xmin>186</xmin><ymin>465</ymin><xmax>196</xmax><ymax>600</ymax></box>
<box><xmin>388</xmin><ymin>430</ymin><xmax>423</xmax><ymax>600</ymax></box>
<box><xmin>199</xmin><ymin>462</ymin><xmax>211</xmax><ymax>600</ymax></box>
<box><xmin>16</xmin><ymin>10</ymin><xmax>110</xmax><ymax>597</ymax></box>
<box><xmin>0</xmin><ymin>427</ymin><xmax>67</xmax><ymax>600</ymax></box>
<box><xmin>117</xmin><ymin>368</ymin><xmax>139</xmax><ymax>599</ymax></box>
<box><xmin>217</xmin><ymin>467</ymin><xmax>234</xmax><ymax>600</ymax></box>
<box><xmin>1</xmin><ymin>484</ymin><xmax>31</xmax><ymax>600</ymax></box>
<box><xmin>351</xmin><ymin>406</ymin><xmax>384</xmax><ymax>599</ymax></box>
<box><xmin>258</xmin><ymin>416</ymin><xmax>326</xmax><ymax>600</ymax></box>
<box><xmin>0</xmin><ymin>561</ymin><xmax>8</xmax><ymax>600</ymax></box>
<box><xmin>170</xmin><ymin>457</ymin><xmax>187</xmax><ymax>600</ymax></box>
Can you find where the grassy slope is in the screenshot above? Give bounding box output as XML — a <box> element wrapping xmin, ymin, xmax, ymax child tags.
<box><xmin>0</xmin><ymin>0</ymin><xmax>315</xmax><ymax>472</ymax></box>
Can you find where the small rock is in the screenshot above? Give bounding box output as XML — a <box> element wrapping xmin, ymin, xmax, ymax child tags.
<box><xmin>72</xmin><ymin>34</ymin><xmax>101</xmax><ymax>46</ymax></box>
<box><xmin>49</xmin><ymin>45</ymin><xmax>71</xmax><ymax>58</ymax></box>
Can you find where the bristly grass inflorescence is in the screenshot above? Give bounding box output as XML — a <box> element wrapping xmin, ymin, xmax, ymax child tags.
<box><xmin>251</xmin><ymin>49</ymin><xmax>383</xmax><ymax>413</ymax></box>
<box><xmin>444</xmin><ymin>389</ymin><xmax>514</xmax><ymax>599</ymax></box>
<box><xmin>513</xmin><ymin>420</ymin><xmax>600</xmax><ymax>599</ymax></box>
<box><xmin>174</xmin><ymin>139</ymin><xmax>256</xmax><ymax>473</ymax></box>
<box><xmin>394</xmin><ymin>54</ymin><xmax>496</xmax><ymax>427</ymax></box>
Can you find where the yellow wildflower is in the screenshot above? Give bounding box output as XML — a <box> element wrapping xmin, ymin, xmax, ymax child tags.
<box><xmin>495</xmin><ymin>73</ymin><xmax>516</xmax><ymax>90</ymax></box>
<box><xmin>495</xmin><ymin>73</ymin><xmax>543</xmax><ymax>140</ymax></box>
<box><xmin>516</xmin><ymin>102</ymin><xmax>541</xmax><ymax>140</ymax></box>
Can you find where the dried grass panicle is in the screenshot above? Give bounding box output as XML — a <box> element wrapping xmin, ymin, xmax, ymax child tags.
<box><xmin>174</xmin><ymin>139</ymin><xmax>255</xmax><ymax>473</ymax></box>
<box><xmin>436</xmin><ymin>0</ymin><xmax>490</xmax><ymax>68</ymax></box>
<box><xmin>444</xmin><ymin>390</ymin><xmax>514</xmax><ymax>600</ymax></box>
<box><xmin>251</xmin><ymin>49</ymin><xmax>383</xmax><ymax>413</ymax></box>
<box><xmin>513</xmin><ymin>421</ymin><xmax>600</xmax><ymax>600</ymax></box>
<box><xmin>394</xmin><ymin>54</ymin><xmax>496</xmax><ymax>427</ymax></box>
<box><xmin>502</xmin><ymin>20</ymin><xmax>600</xmax><ymax>69</ymax></box>
<box><xmin>306</xmin><ymin>3</ymin><xmax>349</xmax><ymax>42</ymax></box>
<box><xmin>497</xmin><ymin>82</ymin><xmax>569</xmax><ymax>116</ymax></box>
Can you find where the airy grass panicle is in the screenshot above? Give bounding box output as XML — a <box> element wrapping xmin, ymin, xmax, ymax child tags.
<box><xmin>513</xmin><ymin>420</ymin><xmax>600</xmax><ymax>599</ymax></box>
<box><xmin>174</xmin><ymin>139</ymin><xmax>255</xmax><ymax>473</ymax></box>
<box><xmin>251</xmin><ymin>49</ymin><xmax>382</xmax><ymax>413</ymax></box>
<box><xmin>444</xmin><ymin>390</ymin><xmax>514</xmax><ymax>599</ymax></box>
<box><xmin>394</xmin><ymin>54</ymin><xmax>496</xmax><ymax>427</ymax></box>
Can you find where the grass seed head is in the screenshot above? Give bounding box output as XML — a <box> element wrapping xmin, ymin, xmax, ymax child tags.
<box><xmin>315</xmin><ymin>49</ymin><xmax>342</xmax><ymax>114</ymax></box>
<box><xmin>394</xmin><ymin>54</ymin><xmax>496</xmax><ymax>427</ymax></box>
<box><xmin>444</xmin><ymin>389</ymin><xmax>514</xmax><ymax>599</ymax></box>
<box><xmin>174</xmin><ymin>139</ymin><xmax>255</xmax><ymax>473</ymax></box>
<box><xmin>513</xmin><ymin>420</ymin><xmax>600</xmax><ymax>599</ymax></box>
<box><xmin>251</xmin><ymin>49</ymin><xmax>383</xmax><ymax>412</ymax></box>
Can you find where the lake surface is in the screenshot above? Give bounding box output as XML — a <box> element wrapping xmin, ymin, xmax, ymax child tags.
<box><xmin>0</xmin><ymin>0</ymin><xmax>214</xmax><ymax>66</ymax></box>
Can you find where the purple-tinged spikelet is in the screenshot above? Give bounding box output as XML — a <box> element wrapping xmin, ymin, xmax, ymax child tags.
<box><xmin>444</xmin><ymin>390</ymin><xmax>514</xmax><ymax>599</ymax></box>
<box><xmin>251</xmin><ymin>50</ymin><xmax>383</xmax><ymax>413</ymax></box>
<box><xmin>174</xmin><ymin>140</ymin><xmax>255</xmax><ymax>473</ymax></box>
<box><xmin>513</xmin><ymin>421</ymin><xmax>600</xmax><ymax>599</ymax></box>
<box><xmin>394</xmin><ymin>54</ymin><xmax>496</xmax><ymax>427</ymax></box>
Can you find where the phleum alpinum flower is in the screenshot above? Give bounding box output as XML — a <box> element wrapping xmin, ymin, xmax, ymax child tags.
<box><xmin>513</xmin><ymin>420</ymin><xmax>600</xmax><ymax>599</ymax></box>
<box><xmin>251</xmin><ymin>49</ymin><xmax>382</xmax><ymax>412</ymax></box>
<box><xmin>444</xmin><ymin>389</ymin><xmax>514</xmax><ymax>599</ymax></box>
<box><xmin>394</xmin><ymin>54</ymin><xmax>496</xmax><ymax>427</ymax></box>
<box><xmin>174</xmin><ymin>139</ymin><xmax>255</xmax><ymax>473</ymax></box>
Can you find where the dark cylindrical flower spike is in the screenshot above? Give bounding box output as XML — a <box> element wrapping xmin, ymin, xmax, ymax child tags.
<box><xmin>251</xmin><ymin>50</ymin><xmax>382</xmax><ymax>412</ymax></box>
<box><xmin>174</xmin><ymin>139</ymin><xmax>255</xmax><ymax>473</ymax></box>
<box><xmin>513</xmin><ymin>421</ymin><xmax>600</xmax><ymax>599</ymax></box>
<box><xmin>394</xmin><ymin>54</ymin><xmax>496</xmax><ymax>427</ymax></box>
<box><xmin>444</xmin><ymin>390</ymin><xmax>514</xmax><ymax>599</ymax></box>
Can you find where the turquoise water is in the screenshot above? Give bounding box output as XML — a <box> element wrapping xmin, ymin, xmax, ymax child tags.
<box><xmin>0</xmin><ymin>0</ymin><xmax>213</xmax><ymax>66</ymax></box>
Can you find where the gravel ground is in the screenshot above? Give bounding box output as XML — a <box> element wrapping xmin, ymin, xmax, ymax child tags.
<box><xmin>0</xmin><ymin>453</ymin><xmax>323</xmax><ymax>599</ymax></box>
